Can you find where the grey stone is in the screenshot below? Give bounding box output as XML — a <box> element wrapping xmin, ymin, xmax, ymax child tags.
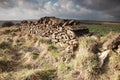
<box><xmin>103</xmin><ymin>33</ymin><xmax>120</xmax><ymax>50</ymax></box>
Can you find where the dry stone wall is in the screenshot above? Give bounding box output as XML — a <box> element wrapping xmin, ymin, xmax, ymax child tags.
<box><xmin>19</xmin><ymin>17</ymin><xmax>89</xmax><ymax>47</ymax></box>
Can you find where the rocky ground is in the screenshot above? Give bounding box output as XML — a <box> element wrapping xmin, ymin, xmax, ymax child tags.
<box><xmin>0</xmin><ymin>17</ymin><xmax>119</xmax><ymax>80</ymax></box>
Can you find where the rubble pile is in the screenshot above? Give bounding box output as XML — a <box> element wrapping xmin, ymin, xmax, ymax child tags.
<box><xmin>20</xmin><ymin>17</ymin><xmax>89</xmax><ymax>46</ymax></box>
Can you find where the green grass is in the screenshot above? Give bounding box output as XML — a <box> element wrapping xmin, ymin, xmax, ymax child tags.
<box><xmin>87</xmin><ymin>25</ymin><xmax>120</xmax><ymax>35</ymax></box>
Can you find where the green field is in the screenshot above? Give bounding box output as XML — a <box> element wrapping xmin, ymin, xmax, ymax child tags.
<box><xmin>87</xmin><ymin>24</ymin><xmax>120</xmax><ymax>35</ymax></box>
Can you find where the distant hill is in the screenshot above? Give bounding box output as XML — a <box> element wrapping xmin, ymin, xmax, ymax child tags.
<box><xmin>0</xmin><ymin>21</ymin><xmax>4</xmax><ymax>26</ymax></box>
<box><xmin>0</xmin><ymin>21</ymin><xmax>21</xmax><ymax>27</ymax></box>
<box><xmin>0</xmin><ymin>19</ymin><xmax>120</xmax><ymax>27</ymax></box>
<box><xmin>0</xmin><ymin>19</ymin><xmax>37</xmax><ymax>27</ymax></box>
<box><xmin>79</xmin><ymin>20</ymin><xmax>120</xmax><ymax>25</ymax></box>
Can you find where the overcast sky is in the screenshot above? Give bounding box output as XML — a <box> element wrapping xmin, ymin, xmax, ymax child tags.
<box><xmin>0</xmin><ymin>0</ymin><xmax>120</xmax><ymax>21</ymax></box>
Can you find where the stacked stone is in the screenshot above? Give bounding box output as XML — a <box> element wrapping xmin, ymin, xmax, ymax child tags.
<box><xmin>103</xmin><ymin>33</ymin><xmax>120</xmax><ymax>50</ymax></box>
<box><xmin>19</xmin><ymin>17</ymin><xmax>89</xmax><ymax>50</ymax></box>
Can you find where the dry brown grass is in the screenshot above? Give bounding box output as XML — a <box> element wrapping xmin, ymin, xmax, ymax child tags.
<box><xmin>0</xmin><ymin>27</ymin><xmax>119</xmax><ymax>80</ymax></box>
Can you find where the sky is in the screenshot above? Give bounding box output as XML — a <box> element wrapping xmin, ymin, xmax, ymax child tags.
<box><xmin>0</xmin><ymin>0</ymin><xmax>120</xmax><ymax>21</ymax></box>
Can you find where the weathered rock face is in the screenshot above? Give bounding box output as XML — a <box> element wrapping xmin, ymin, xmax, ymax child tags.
<box><xmin>117</xmin><ymin>45</ymin><xmax>120</xmax><ymax>53</ymax></box>
<box><xmin>19</xmin><ymin>17</ymin><xmax>89</xmax><ymax>47</ymax></box>
<box><xmin>103</xmin><ymin>33</ymin><xmax>120</xmax><ymax>50</ymax></box>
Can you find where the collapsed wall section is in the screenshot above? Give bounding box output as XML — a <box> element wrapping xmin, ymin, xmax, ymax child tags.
<box><xmin>19</xmin><ymin>17</ymin><xmax>89</xmax><ymax>46</ymax></box>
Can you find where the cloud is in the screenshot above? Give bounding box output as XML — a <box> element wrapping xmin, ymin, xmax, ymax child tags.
<box><xmin>72</xmin><ymin>0</ymin><xmax>120</xmax><ymax>20</ymax></box>
<box><xmin>73</xmin><ymin>0</ymin><xmax>120</xmax><ymax>10</ymax></box>
<box><xmin>0</xmin><ymin>0</ymin><xmax>16</xmax><ymax>8</ymax></box>
<box><xmin>0</xmin><ymin>0</ymin><xmax>119</xmax><ymax>21</ymax></box>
